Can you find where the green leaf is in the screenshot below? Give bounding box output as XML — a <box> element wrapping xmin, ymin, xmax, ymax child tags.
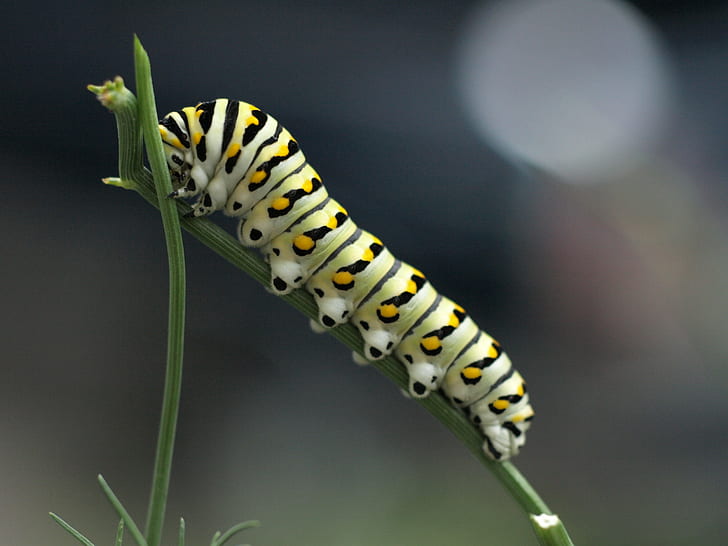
<box><xmin>211</xmin><ymin>520</ymin><xmax>261</xmax><ymax>546</ymax></box>
<box><xmin>97</xmin><ymin>474</ymin><xmax>147</xmax><ymax>546</ymax></box>
<box><xmin>48</xmin><ymin>512</ymin><xmax>95</xmax><ymax>546</ymax></box>
<box><xmin>102</xmin><ymin>176</ymin><xmax>137</xmax><ymax>190</ymax></box>
<box><xmin>115</xmin><ymin>519</ymin><xmax>125</xmax><ymax>546</ymax></box>
<box><xmin>178</xmin><ymin>517</ymin><xmax>186</xmax><ymax>546</ymax></box>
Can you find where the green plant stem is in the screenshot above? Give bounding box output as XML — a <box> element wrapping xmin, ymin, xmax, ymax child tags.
<box><xmin>133</xmin><ymin>36</ymin><xmax>187</xmax><ymax>546</ymax></box>
<box><xmin>92</xmin><ymin>37</ymin><xmax>574</xmax><ymax>546</ymax></box>
<box><xmin>530</xmin><ymin>513</ymin><xmax>574</xmax><ymax>546</ymax></box>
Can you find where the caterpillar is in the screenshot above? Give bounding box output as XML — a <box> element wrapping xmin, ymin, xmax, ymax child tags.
<box><xmin>159</xmin><ymin>99</ymin><xmax>534</xmax><ymax>460</ymax></box>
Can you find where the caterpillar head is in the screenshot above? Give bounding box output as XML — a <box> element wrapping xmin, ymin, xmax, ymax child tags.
<box><xmin>163</xmin><ymin>146</ymin><xmax>191</xmax><ymax>185</ymax></box>
<box><xmin>159</xmin><ymin>113</ymin><xmax>196</xmax><ymax>196</ymax></box>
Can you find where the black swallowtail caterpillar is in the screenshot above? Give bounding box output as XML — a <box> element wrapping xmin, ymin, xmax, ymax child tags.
<box><xmin>159</xmin><ymin>99</ymin><xmax>534</xmax><ymax>460</ymax></box>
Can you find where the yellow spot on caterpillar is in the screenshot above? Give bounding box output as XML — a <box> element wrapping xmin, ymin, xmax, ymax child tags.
<box><xmin>245</xmin><ymin>115</ymin><xmax>260</xmax><ymax>126</ymax></box>
<box><xmin>195</xmin><ymin>109</ymin><xmax>203</xmax><ymax>118</ymax></box>
<box><xmin>379</xmin><ymin>303</ymin><xmax>398</xmax><ymax>319</ymax></box>
<box><xmin>326</xmin><ymin>215</ymin><xmax>339</xmax><ymax>229</ymax></box>
<box><xmin>333</xmin><ymin>271</ymin><xmax>354</xmax><ymax>286</ymax></box>
<box><xmin>462</xmin><ymin>367</ymin><xmax>481</xmax><ymax>380</ymax></box>
<box><xmin>517</xmin><ymin>383</ymin><xmax>525</xmax><ymax>396</ymax></box>
<box><xmin>250</xmin><ymin>170</ymin><xmax>267</xmax><ymax>184</ymax></box>
<box><xmin>512</xmin><ymin>414</ymin><xmax>526</xmax><ymax>423</ymax></box>
<box><xmin>193</xmin><ymin>132</ymin><xmax>203</xmax><ymax>145</ymax></box>
<box><xmin>421</xmin><ymin>336</ymin><xmax>441</xmax><ymax>352</ymax></box>
<box><xmin>493</xmin><ymin>399</ymin><xmax>510</xmax><ymax>410</ymax></box>
<box><xmin>161</xmin><ymin>134</ymin><xmax>183</xmax><ymax>149</ymax></box>
<box><xmin>448</xmin><ymin>312</ymin><xmax>461</xmax><ymax>328</ymax></box>
<box><xmin>159</xmin><ymin>127</ymin><xmax>183</xmax><ymax>149</ymax></box>
<box><xmin>301</xmin><ymin>178</ymin><xmax>313</xmax><ymax>193</ymax></box>
<box><xmin>277</xmin><ymin>144</ymin><xmax>289</xmax><ymax>156</ymax></box>
<box><xmin>362</xmin><ymin>247</ymin><xmax>374</xmax><ymax>261</ymax></box>
<box><xmin>294</xmin><ymin>235</ymin><xmax>315</xmax><ymax>251</ymax></box>
<box><xmin>272</xmin><ymin>197</ymin><xmax>290</xmax><ymax>211</ymax></box>
<box><xmin>227</xmin><ymin>143</ymin><xmax>241</xmax><ymax>157</ymax></box>
<box><xmin>487</xmin><ymin>343</ymin><xmax>500</xmax><ymax>358</ymax></box>
<box><xmin>405</xmin><ymin>279</ymin><xmax>418</xmax><ymax>294</ymax></box>
<box><xmin>337</xmin><ymin>204</ymin><xmax>348</xmax><ymax>215</ymax></box>
<box><xmin>411</xmin><ymin>267</ymin><xmax>425</xmax><ymax>278</ymax></box>
<box><xmin>371</xmin><ymin>235</ymin><xmax>383</xmax><ymax>245</ymax></box>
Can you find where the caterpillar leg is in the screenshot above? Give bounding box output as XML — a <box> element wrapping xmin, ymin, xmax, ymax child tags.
<box><xmin>309</xmin><ymin>318</ymin><xmax>327</xmax><ymax>334</ymax></box>
<box><xmin>351</xmin><ymin>351</ymin><xmax>370</xmax><ymax>366</ymax></box>
<box><xmin>176</xmin><ymin>163</ymin><xmax>209</xmax><ymax>198</ymax></box>
<box><xmin>184</xmin><ymin>176</ymin><xmax>233</xmax><ymax>217</ymax></box>
<box><xmin>168</xmin><ymin>178</ymin><xmax>197</xmax><ymax>199</ymax></box>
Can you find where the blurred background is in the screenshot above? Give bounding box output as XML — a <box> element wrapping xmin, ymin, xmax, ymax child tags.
<box><xmin>2</xmin><ymin>0</ymin><xmax>727</xmax><ymax>544</ymax></box>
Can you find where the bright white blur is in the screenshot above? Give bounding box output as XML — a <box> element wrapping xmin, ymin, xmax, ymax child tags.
<box><xmin>456</xmin><ymin>0</ymin><xmax>672</xmax><ymax>183</ymax></box>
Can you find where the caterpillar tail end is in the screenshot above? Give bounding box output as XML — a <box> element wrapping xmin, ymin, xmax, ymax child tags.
<box><xmin>481</xmin><ymin>418</ymin><xmax>533</xmax><ymax>461</ymax></box>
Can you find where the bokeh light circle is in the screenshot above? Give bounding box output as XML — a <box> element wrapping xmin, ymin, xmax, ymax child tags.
<box><xmin>456</xmin><ymin>0</ymin><xmax>671</xmax><ymax>183</ymax></box>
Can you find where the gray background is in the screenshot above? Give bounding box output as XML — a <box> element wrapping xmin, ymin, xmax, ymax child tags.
<box><xmin>2</xmin><ymin>1</ymin><xmax>726</xmax><ymax>544</ymax></box>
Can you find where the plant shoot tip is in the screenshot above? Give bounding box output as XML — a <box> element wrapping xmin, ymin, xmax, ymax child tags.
<box><xmin>102</xmin><ymin>177</ymin><xmax>136</xmax><ymax>190</ymax></box>
<box><xmin>88</xmin><ymin>77</ymin><xmax>131</xmax><ymax>111</ymax></box>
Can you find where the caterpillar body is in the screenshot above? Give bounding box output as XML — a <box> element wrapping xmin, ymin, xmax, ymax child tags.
<box><xmin>159</xmin><ymin>99</ymin><xmax>534</xmax><ymax>460</ymax></box>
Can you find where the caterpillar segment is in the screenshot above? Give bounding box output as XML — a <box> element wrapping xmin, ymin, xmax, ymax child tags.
<box><xmin>261</xmin><ymin>198</ymin><xmax>355</xmax><ymax>295</ymax></box>
<box><xmin>394</xmin><ymin>298</ymin><xmax>479</xmax><ymax>399</ymax></box>
<box><xmin>350</xmin><ymin>262</ymin><xmax>438</xmax><ymax>362</ymax></box>
<box><xmin>305</xmin><ymin>230</ymin><xmax>396</xmax><ymax>330</ymax></box>
<box><xmin>159</xmin><ymin>99</ymin><xmax>534</xmax><ymax>460</ymax></box>
<box><xmin>238</xmin><ymin>163</ymin><xmax>328</xmax><ymax>248</ymax></box>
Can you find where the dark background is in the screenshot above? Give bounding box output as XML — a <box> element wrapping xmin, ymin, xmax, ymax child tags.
<box><xmin>2</xmin><ymin>1</ymin><xmax>727</xmax><ymax>544</ymax></box>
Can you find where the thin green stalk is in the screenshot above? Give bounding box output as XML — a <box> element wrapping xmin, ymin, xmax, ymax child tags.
<box><xmin>97</xmin><ymin>475</ymin><xmax>147</xmax><ymax>546</ymax></box>
<box><xmin>88</xmin><ymin>76</ymin><xmax>142</xmax><ymax>185</ymax></box>
<box><xmin>48</xmin><ymin>513</ymin><xmax>95</xmax><ymax>546</ymax></box>
<box><xmin>132</xmin><ymin>36</ymin><xmax>187</xmax><ymax>546</ymax></box>
<box><xmin>91</xmin><ymin>37</ymin><xmax>574</xmax><ymax>546</ymax></box>
<box><xmin>211</xmin><ymin>520</ymin><xmax>261</xmax><ymax>546</ymax></box>
<box><xmin>115</xmin><ymin>520</ymin><xmax>125</xmax><ymax>546</ymax></box>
